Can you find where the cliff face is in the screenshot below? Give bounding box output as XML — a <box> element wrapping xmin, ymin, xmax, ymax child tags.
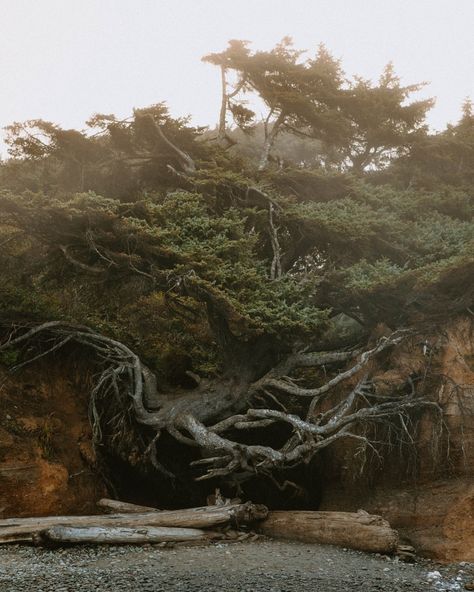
<box><xmin>0</xmin><ymin>359</ymin><xmax>105</xmax><ymax>518</ymax></box>
<box><xmin>0</xmin><ymin>317</ymin><xmax>473</xmax><ymax>561</ymax></box>
<box><xmin>319</xmin><ymin>316</ymin><xmax>474</xmax><ymax>561</ymax></box>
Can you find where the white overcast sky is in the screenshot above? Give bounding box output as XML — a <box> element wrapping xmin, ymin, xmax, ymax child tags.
<box><xmin>0</xmin><ymin>0</ymin><xmax>473</xmax><ymax>156</ymax></box>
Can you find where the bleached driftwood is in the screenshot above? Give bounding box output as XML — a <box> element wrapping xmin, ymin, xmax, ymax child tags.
<box><xmin>97</xmin><ymin>499</ymin><xmax>161</xmax><ymax>514</ymax></box>
<box><xmin>259</xmin><ymin>510</ymin><xmax>399</xmax><ymax>553</ymax></box>
<box><xmin>36</xmin><ymin>525</ymin><xmax>217</xmax><ymax>545</ymax></box>
<box><xmin>0</xmin><ymin>502</ymin><xmax>268</xmax><ymax>543</ymax></box>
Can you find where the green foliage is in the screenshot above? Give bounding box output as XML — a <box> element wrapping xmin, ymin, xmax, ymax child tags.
<box><xmin>387</xmin><ymin>99</ymin><xmax>474</xmax><ymax>189</ymax></box>
<box><xmin>0</xmin><ymin>41</ymin><xmax>473</xmax><ymax>383</ymax></box>
<box><xmin>205</xmin><ymin>39</ymin><xmax>433</xmax><ymax>172</ymax></box>
<box><xmin>1</xmin><ymin>103</ymin><xmax>211</xmax><ymax>199</ymax></box>
<box><xmin>344</xmin><ymin>259</ymin><xmax>404</xmax><ymax>292</ymax></box>
<box><xmin>0</xmin><ymin>347</ymin><xmax>20</xmax><ymax>367</ymax></box>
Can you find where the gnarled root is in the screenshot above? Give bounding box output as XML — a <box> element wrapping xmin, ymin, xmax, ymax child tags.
<box><xmin>0</xmin><ymin>322</ymin><xmax>441</xmax><ymax>485</ymax></box>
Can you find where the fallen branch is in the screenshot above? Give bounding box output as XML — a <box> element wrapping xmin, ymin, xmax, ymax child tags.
<box><xmin>36</xmin><ymin>525</ymin><xmax>218</xmax><ymax>545</ymax></box>
<box><xmin>259</xmin><ymin>510</ymin><xmax>399</xmax><ymax>553</ymax></box>
<box><xmin>0</xmin><ymin>503</ymin><xmax>268</xmax><ymax>543</ymax></box>
<box><xmin>97</xmin><ymin>498</ymin><xmax>161</xmax><ymax>514</ymax></box>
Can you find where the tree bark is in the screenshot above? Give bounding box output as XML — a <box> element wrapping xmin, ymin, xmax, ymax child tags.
<box><xmin>36</xmin><ymin>525</ymin><xmax>218</xmax><ymax>545</ymax></box>
<box><xmin>218</xmin><ymin>65</ymin><xmax>228</xmax><ymax>142</ymax></box>
<box><xmin>0</xmin><ymin>503</ymin><xmax>268</xmax><ymax>543</ymax></box>
<box><xmin>144</xmin><ymin>115</ymin><xmax>196</xmax><ymax>174</ymax></box>
<box><xmin>97</xmin><ymin>499</ymin><xmax>161</xmax><ymax>514</ymax></box>
<box><xmin>258</xmin><ymin>112</ymin><xmax>286</xmax><ymax>171</ymax></box>
<box><xmin>258</xmin><ymin>510</ymin><xmax>399</xmax><ymax>553</ymax></box>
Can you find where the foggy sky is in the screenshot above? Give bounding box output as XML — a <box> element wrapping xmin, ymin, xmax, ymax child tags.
<box><xmin>0</xmin><ymin>0</ymin><xmax>473</xmax><ymax>156</ymax></box>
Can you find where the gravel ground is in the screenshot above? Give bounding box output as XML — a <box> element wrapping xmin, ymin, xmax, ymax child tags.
<box><xmin>0</xmin><ymin>540</ymin><xmax>472</xmax><ymax>592</ymax></box>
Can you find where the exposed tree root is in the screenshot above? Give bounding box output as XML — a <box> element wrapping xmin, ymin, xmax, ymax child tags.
<box><xmin>0</xmin><ymin>322</ymin><xmax>441</xmax><ymax>485</ymax></box>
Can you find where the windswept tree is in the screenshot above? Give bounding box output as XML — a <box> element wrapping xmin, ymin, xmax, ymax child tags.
<box><xmin>335</xmin><ymin>63</ymin><xmax>433</xmax><ymax>172</ymax></box>
<box><xmin>204</xmin><ymin>39</ymin><xmax>345</xmax><ymax>170</ymax></box>
<box><xmin>2</xmin><ymin>103</ymin><xmax>205</xmax><ymax>197</ymax></box>
<box><xmin>392</xmin><ymin>98</ymin><xmax>474</xmax><ymax>188</ymax></box>
<box><xmin>0</xmin><ymin>44</ymin><xmax>471</xmax><ymax>502</ymax></box>
<box><xmin>4</xmin><ymin>119</ymin><xmax>105</xmax><ymax>191</ymax></box>
<box><xmin>1</xmin><ymin>148</ymin><xmax>470</xmax><ymax>497</ymax></box>
<box><xmin>204</xmin><ymin>40</ymin><xmax>433</xmax><ymax>172</ymax></box>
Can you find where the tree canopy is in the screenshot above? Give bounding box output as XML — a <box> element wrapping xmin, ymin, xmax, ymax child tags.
<box><xmin>0</xmin><ymin>39</ymin><xmax>472</xmax><ymax>501</ymax></box>
<box><xmin>203</xmin><ymin>39</ymin><xmax>433</xmax><ymax>172</ymax></box>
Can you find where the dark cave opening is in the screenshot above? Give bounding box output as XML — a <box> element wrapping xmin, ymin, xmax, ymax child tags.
<box><xmin>102</xmin><ymin>424</ymin><xmax>326</xmax><ymax>512</ymax></box>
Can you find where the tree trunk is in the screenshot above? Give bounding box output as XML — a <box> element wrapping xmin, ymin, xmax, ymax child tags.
<box><xmin>0</xmin><ymin>503</ymin><xmax>268</xmax><ymax>543</ymax></box>
<box><xmin>258</xmin><ymin>510</ymin><xmax>399</xmax><ymax>553</ymax></box>
<box><xmin>218</xmin><ymin>65</ymin><xmax>228</xmax><ymax>142</ymax></box>
<box><xmin>258</xmin><ymin>112</ymin><xmax>286</xmax><ymax>171</ymax></box>
<box><xmin>97</xmin><ymin>499</ymin><xmax>161</xmax><ymax>514</ymax></box>
<box><xmin>36</xmin><ymin>525</ymin><xmax>218</xmax><ymax>545</ymax></box>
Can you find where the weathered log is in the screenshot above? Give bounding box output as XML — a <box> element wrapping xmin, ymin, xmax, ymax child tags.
<box><xmin>258</xmin><ymin>510</ymin><xmax>399</xmax><ymax>553</ymax></box>
<box><xmin>36</xmin><ymin>525</ymin><xmax>218</xmax><ymax>545</ymax></box>
<box><xmin>97</xmin><ymin>499</ymin><xmax>161</xmax><ymax>514</ymax></box>
<box><xmin>0</xmin><ymin>502</ymin><xmax>268</xmax><ymax>543</ymax></box>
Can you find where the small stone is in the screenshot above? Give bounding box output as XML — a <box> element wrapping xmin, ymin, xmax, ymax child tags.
<box><xmin>426</xmin><ymin>570</ymin><xmax>442</xmax><ymax>582</ymax></box>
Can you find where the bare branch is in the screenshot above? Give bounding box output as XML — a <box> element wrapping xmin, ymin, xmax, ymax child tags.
<box><xmin>146</xmin><ymin>116</ymin><xmax>196</xmax><ymax>174</ymax></box>
<box><xmin>268</xmin><ymin>203</ymin><xmax>282</xmax><ymax>280</ymax></box>
<box><xmin>10</xmin><ymin>335</ymin><xmax>73</xmax><ymax>372</ymax></box>
<box><xmin>0</xmin><ymin>321</ymin><xmax>67</xmax><ymax>352</ymax></box>
<box><xmin>258</xmin><ymin>333</ymin><xmax>407</xmax><ymax>410</ymax></box>
<box><xmin>59</xmin><ymin>245</ymin><xmax>105</xmax><ymax>274</ymax></box>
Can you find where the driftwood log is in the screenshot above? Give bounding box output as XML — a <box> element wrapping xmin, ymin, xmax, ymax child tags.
<box><xmin>36</xmin><ymin>525</ymin><xmax>218</xmax><ymax>545</ymax></box>
<box><xmin>258</xmin><ymin>510</ymin><xmax>399</xmax><ymax>553</ymax></box>
<box><xmin>97</xmin><ymin>499</ymin><xmax>161</xmax><ymax>514</ymax></box>
<box><xmin>0</xmin><ymin>502</ymin><xmax>267</xmax><ymax>543</ymax></box>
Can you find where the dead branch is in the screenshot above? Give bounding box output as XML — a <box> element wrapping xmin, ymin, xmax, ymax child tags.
<box><xmin>59</xmin><ymin>245</ymin><xmax>106</xmax><ymax>274</ymax></box>
<box><xmin>268</xmin><ymin>202</ymin><xmax>282</xmax><ymax>280</ymax></box>
<box><xmin>146</xmin><ymin>116</ymin><xmax>196</xmax><ymax>174</ymax></box>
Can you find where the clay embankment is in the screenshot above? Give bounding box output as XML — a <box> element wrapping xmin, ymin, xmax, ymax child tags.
<box><xmin>320</xmin><ymin>317</ymin><xmax>474</xmax><ymax>561</ymax></box>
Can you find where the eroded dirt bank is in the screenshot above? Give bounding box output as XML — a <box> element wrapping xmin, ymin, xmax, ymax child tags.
<box><xmin>319</xmin><ymin>316</ymin><xmax>474</xmax><ymax>561</ymax></box>
<box><xmin>0</xmin><ymin>358</ymin><xmax>105</xmax><ymax>518</ymax></box>
<box><xmin>0</xmin><ymin>540</ymin><xmax>473</xmax><ymax>592</ymax></box>
<box><xmin>1</xmin><ymin>316</ymin><xmax>473</xmax><ymax>561</ymax></box>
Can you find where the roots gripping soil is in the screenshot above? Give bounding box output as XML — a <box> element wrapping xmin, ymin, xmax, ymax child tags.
<box><xmin>0</xmin><ymin>321</ymin><xmax>440</xmax><ymax>491</ymax></box>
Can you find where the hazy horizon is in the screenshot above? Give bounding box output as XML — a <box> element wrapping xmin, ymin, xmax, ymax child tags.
<box><xmin>0</xmin><ymin>0</ymin><xmax>473</xmax><ymax>156</ymax></box>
